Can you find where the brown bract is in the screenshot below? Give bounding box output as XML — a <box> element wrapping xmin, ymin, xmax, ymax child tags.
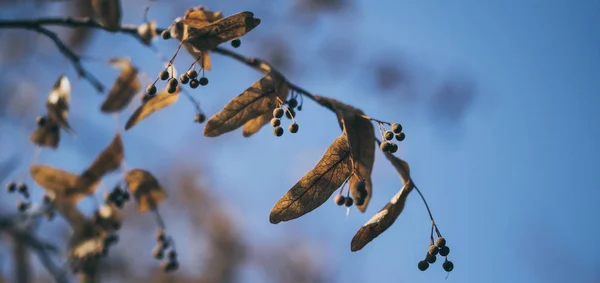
<box><xmin>204</xmin><ymin>72</ymin><xmax>288</xmax><ymax>137</ymax></box>
<box><xmin>125</xmin><ymin>86</ymin><xmax>180</xmax><ymax>130</ymax></box>
<box><xmin>29</xmin><ymin>164</ymin><xmax>96</xmax><ymax>205</ymax></box>
<box><xmin>350</xmin><ymin>152</ymin><xmax>412</xmax><ymax>251</ymax></box>
<box><xmin>184</xmin><ymin>11</ymin><xmax>260</xmax><ymax>52</ymax></box>
<box><xmin>30</xmin><ymin>119</ymin><xmax>60</xmax><ymax>148</ymax></box>
<box><xmin>101</xmin><ymin>58</ymin><xmax>140</xmax><ymax>113</ymax></box>
<box><xmin>313</xmin><ymin>95</ymin><xmax>375</xmax><ymax>212</ymax></box>
<box><xmin>125</xmin><ymin>169</ymin><xmax>167</xmax><ymax>213</ymax></box>
<box><xmin>91</xmin><ymin>0</ymin><xmax>121</xmax><ymax>32</ymax></box>
<box><xmin>136</xmin><ymin>20</ymin><xmax>157</xmax><ymax>46</ymax></box>
<box><xmin>46</xmin><ymin>75</ymin><xmax>73</xmax><ymax>133</ymax></box>
<box><xmin>75</xmin><ymin>133</ymin><xmax>124</xmax><ymax>194</ymax></box>
<box><xmin>270</xmin><ymin>134</ymin><xmax>352</xmax><ymax>224</ymax></box>
<box><xmin>174</xmin><ymin>7</ymin><xmax>225</xmax><ymax>70</ymax></box>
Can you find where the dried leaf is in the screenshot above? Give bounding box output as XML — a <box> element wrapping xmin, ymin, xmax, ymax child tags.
<box><xmin>125</xmin><ymin>169</ymin><xmax>167</xmax><ymax>213</ymax></box>
<box><xmin>350</xmin><ymin>181</ymin><xmax>413</xmax><ymax>252</ymax></box>
<box><xmin>136</xmin><ymin>20</ymin><xmax>157</xmax><ymax>46</ymax></box>
<box><xmin>46</xmin><ymin>75</ymin><xmax>74</xmax><ymax>133</ymax></box>
<box><xmin>183</xmin><ymin>8</ymin><xmax>224</xmax><ymax>28</ymax></box>
<box><xmin>171</xmin><ymin>15</ymin><xmax>215</xmax><ymax>71</ymax></box>
<box><xmin>76</xmin><ymin>133</ymin><xmax>124</xmax><ymax>194</ymax></box>
<box><xmin>91</xmin><ymin>0</ymin><xmax>122</xmax><ymax>32</ymax></box>
<box><xmin>204</xmin><ymin>74</ymin><xmax>287</xmax><ymax>137</ymax></box>
<box><xmin>101</xmin><ymin>58</ymin><xmax>141</xmax><ymax>113</ymax></box>
<box><xmin>313</xmin><ymin>96</ymin><xmax>375</xmax><ymax>212</ymax></box>
<box><xmin>29</xmin><ymin>164</ymin><xmax>93</xmax><ymax>203</ymax></box>
<box><xmin>270</xmin><ymin>134</ymin><xmax>352</xmax><ymax>224</ymax></box>
<box><xmin>29</xmin><ymin>120</ymin><xmax>60</xmax><ymax>149</ymax></box>
<box><xmin>383</xmin><ymin>149</ymin><xmax>411</xmax><ymax>184</ymax></box>
<box><xmin>184</xmin><ymin>11</ymin><xmax>261</xmax><ymax>51</ymax></box>
<box><xmin>125</xmin><ymin>86</ymin><xmax>180</xmax><ymax>130</ymax></box>
<box><xmin>242</xmin><ymin>81</ymin><xmax>289</xmax><ymax>137</ymax></box>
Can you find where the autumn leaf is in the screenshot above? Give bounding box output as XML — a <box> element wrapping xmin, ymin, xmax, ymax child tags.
<box><xmin>270</xmin><ymin>134</ymin><xmax>352</xmax><ymax>224</ymax></box>
<box><xmin>101</xmin><ymin>58</ymin><xmax>141</xmax><ymax>113</ymax></box>
<box><xmin>75</xmin><ymin>133</ymin><xmax>124</xmax><ymax>194</ymax></box>
<box><xmin>204</xmin><ymin>73</ymin><xmax>288</xmax><ymax>137</ymax></box>
<box><xmin>313</xmin><ymin>95</ymin><xmax>375</xmax><ymax>212</ymax></box>
<box><xmin>136</xmin><ymin>20</ymin><xmax>157</xmax><ymax>46</ymax></box>
<box><xmin>184</xmin><ymin>8</ymin><xmax>224</xmax><ymax>28</ymax></box>
<box><xmin>46</xmin><ymin>75</ymin><xmax>74</xmax><ymax>133</ymax></box>
<box><xmin>29</xmin><ymin>119</ymin><xmax>60</xmax><ymax>149</ymax></box>
<box><xmin>125</xmin><ymin>169</ymin><xmax>167</xmax><ymax>213</ymax></box>
<box><xmin>125</xmin><ymin>86</ymin><xmax>180</xmax><ymax>130</ymax></box>
<box><xmin>350</xmin><ymin>153</ymin><xmax>412</xmax><ymax>251</ymax></box>
<box><xmin>184</xmin><ymin>11</ymin><xmax>261</xmax><ymax>51</ymax></box>
<box><xmin>91</xmin><ymin>0</ymin><xmax>121</xmax><ymax>32</ymax></box>
<box><xmin>29</xmin><ymin>164</ymin><xmax>95</xmax><ymax>204</ymax></box>
<box><xmin>242</xmin><ymin>80</ymin><xmax>289</xmax><ymax>137</ymax></box>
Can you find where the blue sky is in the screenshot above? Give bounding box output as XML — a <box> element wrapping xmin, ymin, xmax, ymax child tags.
<box><xmin>2</xmin><ymin>0</ymin><xmax>600</xmax><ymax>282</ymax></box>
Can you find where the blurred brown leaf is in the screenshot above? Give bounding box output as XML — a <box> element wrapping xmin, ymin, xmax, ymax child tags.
<box><xmin>101</xmin><ymin>58</ymin><xmax>141</xmax><ymax>113</ymax></box>
<box><xmin>270</xmin><ymin>134</ymin><xmax>352</xmax><ymax>223</ymax></box>
<box><xmin>314</xmin><ymin>95</ymin><xmax>375</xmax><ymax>212</ymax></box>
<box><xmin>91</xmin><ymin>0</ymin><xmax>122</xmax><ymax>32</ymax></box>
<box><xmin>184</xmin><ymin>11</ymin><xmax>260</xmax><ymax>51</ymax></box>
<box><xmin>136</xmin><ymin>20</ymin><xmax>157</xmax><ymax>46</ymax></box>
<box><xmin>67</xmin><ymin>0</ymin><xmax>95</xmax><ymax>51</ymax></box>
<box><xmin>29</xmin><ymin>119</ymin><xmax>60</xmax><ymax>149</ymax></box>
<box><xmin>125</xmin><ymin>86</ymin><xmax>180</xmax><ymax>130</ymax></box>
<box><xmin>46</xmin><ymin>75</ymin><xmax>73</xmax><ymax>133</ymax></box>
<box><xmin>125</xmin><ymin>169</ymin><xmax>167</xmax><ymax>213</ymax></box>
<box><xmin>75</xmin><ymin>133</ymin><xmax>124</xmax><ymax>194</ymax></box>
<box><xmin>204</xmin><ymin>73</ymin><xmax>288</xmax><ymax>137</ymax></box>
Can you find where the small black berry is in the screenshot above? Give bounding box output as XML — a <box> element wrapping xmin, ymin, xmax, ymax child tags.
<box><xmin>6</xmin><ymin>182</ymin><xmax>17</xmax><ymax>193</ymax></box>
<box><xmin>167</xmin><ymin>85</ymin><xmax>178</xmax><ymax>94</ymax></box>
<box><xmin>195</xmin><ymin>113</ymin><xmax>206</xmax><ymax>124</ymax></box>
<box><xmin>187</xmin><ymin>69</ymin><xmax>198</xmax><ymax>79</ymax></box>
<box><xmin>43</xmin><ymin>194</ymin><xmax>52</xmax><ymax>204</ymax></box>
<box><xmin>384</xmin><ymin>130</ymin><xmax>394</xmax><ymax>141</ymax></box>
<box><xmin>351</xmin><ymin>180</ymin><xmax>367</xmax><ymax>200</ymax></box>
<box><xmin>392</xmin><ymin>123</ymin><xmax>403</xmax><ymax>134</ymax></box>
<box><xmin>435</xmin><ymin>237</ymin><xmax>446</xmax><ymax>248</ymax></box>
<box><xmin>161</xmin><ymin>30</ymin><xmax>171</xmax><ymax>40</ymax></box>
<box><xmin>146</xmin><ymin>84</ymin><xmax>157</xmax><ymax>95</ymax></box>
<box><xmin>155</xmin><ymin>230</ymin><xmax>167</xmax><ymax>242</ymax></box>
<box><xmin>285</xmin><ymin>109</ymin><xmax>296</xmax><ymax>119</ymax></box>
<box><xmin>273</xmin><ymin>108</ymin><xmax>284</xmax><ymax>118</ymax></box>
<box><xmin>418</xmin><ymin>260</ymin><xmax>429</xmax><ymax>271</ymax></box>
<box><xmin>153</xmin><ymin>247</ymin><xmax>164</xmax><ymax>259</ymax></box>
<box><xmin>442</xmin><ymin>260</ymin><xmax>454</xmax><ymax>272</ymax></box>
<box><xmin>297</xmin><ymin>105</ymin><xmax>303</xmax><ymax>111</ymax></box>
<box><xmin>17</xmin><ymin>200</ymin><xmax>29</xmax><ymax>212</ymax></box>
<box><xmin>189</xmin><ymin>79</ymin><xmax>200</xmax><ymax>89</ymax></box>
<box><xmin>389</xmin><ymin>142</ymin><xmax>398</xmax><ymax>153</ymax></box>
<box><xmin>162</xmin><ymin>260</ymin><xmax>179</xmax><ymax>272</ymax></box>
<box><xmin>334</xmin><ymin>194</ymin><xmax>345</xmax><ymax>206</ymax></box>
<box><xmin>428</xmin><ymin>245</ymin><xmax>438</xmax><ymax>256</ymax></box>
<box><xmin>121</xmin><ymin>190</ymin><xmax>130</xmax><ymax>202</ymax></box>
<box><xmin>167</xmin><ymin>250</ymin><xmax>177</xmax><ymax>260</ymax></box>
<box><xmin>273</xmin><ymin>126</ymin><xmax>284</xmax><ymax>137</ymax></box>
<box><xmin>168</xmin><ymin>78</ymin><xmax>178</xmax><ymax>88</ymax></box>
<box><xmin>199</xmin><ymin>77</ymin><xmax>209</xmax><ymax>86</ymax></box>
<box><xmin>231</xmin><ymin>38</ymin><xmax>241</xmax><ymax>48</ymax></box>
<box><xmin>289</xmin><ymin>123</ymin><xmax>299</xmax><ymax>133</ymax></box>
<box><xmin>159</xmin><ymin>70</ymin><xmax>169</xmax><ymax>81</ymax></box>
<box><xmin>36</xmin><ymin>116</ymin><xmax>47</xmax><ymax>127</ymax></box>
<box><xmin>380</xmin><ymin>141</ymin><xmax>391</xmax><ymax>152</ymax></box>
<box><xmin>396</xmin><ymin>132</ymin><xmax>406</xmax><ymax>141</ymax></box>
<box><xmin>17</xmin><ymin>183</ymin><xmax>28</xmax><ymax>194</ymax></box>
<box><xmin>439</xmin><ymin>245</ymin><xmax>450</xmax><ymax>257</ymax></box>
<box><xmin>344</xmin><ymin>196</ymin><xmax>354</xmax><ymax>207</ymax></box>
<box><xmin>180</xmin><ymin>74</ymin><xmax>189</xmax><ymax>84</ymax></box>
<box><xmin>270</xmin><ymin>118</ymin><xmax>281</xmax><ymax>127</ymax></box>
<box><xmin>287</xmin><ymin>98</ymin><xmax>298</xmax><ymax>108</ymax></box>
<box><xmin>426</xmin><ymin>253</ymin><xmax>437</xmax><ymax>264</ymax></box>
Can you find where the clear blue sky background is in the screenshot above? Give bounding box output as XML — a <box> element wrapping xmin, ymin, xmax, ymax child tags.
<box><xmin>2</xmin><ymin>0</ymin><xmax>600</xmax><ymax>282</ymax></box>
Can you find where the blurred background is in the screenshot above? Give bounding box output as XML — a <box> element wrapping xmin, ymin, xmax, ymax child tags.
<box><xmin>0</xmin><ymin>0</ymin><xmax>599</xmax><ymax>282</ymax></box>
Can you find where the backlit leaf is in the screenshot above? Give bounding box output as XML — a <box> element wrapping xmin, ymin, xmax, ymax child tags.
<box><xmin>270</xmin><ymin>134</ymin><xmax>352</xmax><ymax>224</ymax></box>
<box><xmin>29</xmin><ymin>164</ymin><xmax>93</xmax><ymax>203</ymax></box>
<box><xmin>171</xmin><ymin>9</ymin><xmax>220</xmax><ymax>71</ymax></box>
<box><xmin>183</xmin><ymin>8</ymin><xmax>224</xmax><ymax>28</ymax></box>
<box><xmin>204</xmin><ymin>73</ymin><xmax>287</xmax><ymax>137</ymax></box>
<box><xmin>125</xmin><ymin>86</ymin><xmax>180</xmax><ymax>130</ymax></box>
<box><xmin>242</xmin><ymin>80</ymin><xmax>289</xmax><ymax>137</ymax></box>
<box><xmin>125</xmin><ymin>169</ymin><xmax>167</xmax><ymax>213</ymax></box>
<box><xmin>75</xmin><ymin>133</ymin><xmax>124</xmax><ymax>194</ymax></box>
<box><xmin>46</xmin><ymin>75</ymin><xmax>74</xmax><ymax>133</ymax></box>
<box><xmin>91</xmin><ymin>0</ymin><xmax>121</xmax><ymax>32</ymax></box>
<box><xmin>184</xmin><ymin>11</ymin><xmax>261</xmax><ymax>51</ymax></box>
<box><xmin>29</xmin><ymin>120</ymin><xmax>60</xmax><ymax>149</ymax></box>
<box><xmin>314</xmin><ymin>95</ymin><xmax>375</xmax><ymax>212</ymax></box>
<box><xmin>101</xmin><ymin>58</ymin><xmax>141</xmax><ymax>113</ymax></box>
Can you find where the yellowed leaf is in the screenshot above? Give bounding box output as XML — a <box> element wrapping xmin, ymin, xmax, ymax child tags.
<box><xmin>125</xmin><ymin>86</ymin><xmax>180</xmax><ymax>130</ymax></box>
<box><xmin>91</xmin><ymin>0</ymin><xmax>121</xmax><ymax>32</ymax></box>
<box><xmin>313</xmin><ymin>95</ymin><xmax>375</xmax><ymax>212</ymax></box>
<box><xmin>125</xmin><ymin>169</ymin><xmax>167</xmax><ymax>213</ymax></box>
<box><xmin>204</xmin><ymin>73</ymin><xmax>287</xmax><ymax>137</ymax></box>
<box><xmin>101</xmin><ymin>59</ymin><xmax>140</xmax><ymax>113</ymax></box>
<box><xmin>29</xmin><ymin>164</ymin><xmax>94</xmax><ymax>203</ymax></box>
<box><xmin>184</xmin><ymin>11</ymin><xmax>261</xmax><ymax>51</ymax></box>
<box><xmin>75</xmin><ymin>133</ymin><xmax>124</xmax><ymax>194</ymax></box>
<box><xmin>270</xmin><ymin>134</ymin><xmax>352</xmax><ymax>224</ymax></box>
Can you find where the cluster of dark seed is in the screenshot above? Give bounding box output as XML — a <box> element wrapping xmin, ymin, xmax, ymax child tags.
<box><xmin>380</xmin><ymin>123</ymin><xmax>405</xmax><ymax>153</ymax></box>
<box><xmin>179</xmin><ymin>69</ymin><xmax>209</xmax><ymax>89</ymax></box>
<box><xmin>153</xmin><ymin>229</ymin><xmax>179</xmax><ymax>272</ymax></box>
<box><xmin>104</xmin><ymin>185</ymin><xmax>130</xmax><ymax>209</ymax></box>
<box><xmin>333</xmin><ymin>180</ymin><xmax>368</xmax><ymax>207</ymax></box>
<box><xmin>418</xmin><ymin>237</ymin><xmax>454</xmax><ymax>272</ymax></box>
<box><xmin>194</xmin><ymin>112</ymin><xmax>207</xmax><ymax>124</ymax></box>
<box><xmin>271</xmin><ymin>103</ymin><xmax>299</xmax><ymax>137</ymax></box>
<box><xmin>6</xmin><ymin>182</ymin><xmax>32</xmax><ymax>212</ymax></box>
